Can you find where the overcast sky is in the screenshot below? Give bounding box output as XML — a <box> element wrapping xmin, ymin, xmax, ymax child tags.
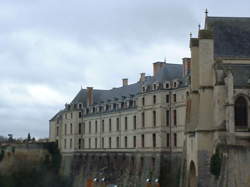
<box><xmin>1</xmin><ymin>0</ymin><xmax>250</xmax><ymax>138</ymax></box>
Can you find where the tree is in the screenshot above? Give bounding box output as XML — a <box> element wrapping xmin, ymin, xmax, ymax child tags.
<box><xmin>27</xmin><ymin>133</ymin><xmax>31</xmax><ymax>142</ymax></box>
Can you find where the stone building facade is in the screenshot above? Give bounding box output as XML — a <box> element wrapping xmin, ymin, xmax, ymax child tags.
<box><xmin>184</xmin><ymin>15</ymin><xmax>250</xmax><ymax>187</ymax></box>
<box><xmin>49</xmin><ymin>61</ymin><xmax>190</xmax><ymax>154</ymax></box>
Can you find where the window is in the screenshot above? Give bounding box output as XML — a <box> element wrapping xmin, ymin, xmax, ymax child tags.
<box><xmin>79</xmin><ymin>112</ymin><xmax>82</xmax><ymax>118</ymax></box>
<box><xmin>78</xmin><ymin>138</ymin><xmax>81</xmax><ymax>149</ymax></box>
<box><xmin>173</xmin><ymin>110</ymin><xmax>177</xmax><ymax>126</ymax></box>
<box><xmin>133</xmin><ymin>115</ymin><xmax>137</xmax><ymax>129</ymax></box>
<box><xmin>166</xmin><ymin>110</ymin><xmax>170</xmax><ymax>126</ymax></box>
<box><xmin>142</xmin><ymin>112</ymin><xmax>145</xmax><ymax>128</ymax></box>
<box><xmin>173</xmin><ymin>94</ymin><xmax>177</xmax><ymax>102</ymax></box>
<box><xmin>166</xmin><ymin>95</ymin><xmax>169</xmax><ymax>103</ymax></box>
<box><xmin>116</xmin><ymin>136</ymin><xmax>120</xmax><ymax>148</ymax></box>
<box><xmin>78</xmin><ymin>123</ymin><xmax>81</xmax><ymax>134</ymax></box>
<box><xmin>133</xmin><ymin>136</ymin><xmax>136</xmax><ymax>148</ymax></box>
<box><xmin>152</xmin><ymin>134</ymin><xmax>156</xmax><ymax>148</ymax></box>
<box><xmin>125</xmin><ymin>117</ymin><xmax>128</xmax><ymax>131</ymax></box>
<box><xmin>109</xmin><ymin>118</ymin><xmax>112</xmax><ymax>132</ymax></box>
<box><xmin>64</xmin><ymin>124</ymin><xmax>67</xmax><ymax>135</ymax></box>
<box><xmin>83</xmin><ymin>122</ymin><xmax>85</xmax><ymax>134</ymax></box>
<box><xmin>71</xmin><ymin>113</ymin><xmax>73</xmax><ymax>119</ymax></box>
<box><xmin>141</xmin><ymin>134</ymin><xmax>144</xmax><ymax>148</ymax></box>
<box><xmin>89</xmin><ymin>121</ymin><xmax>91</xmax><ymax>134</ymax></box>
<box><xmin>95</xmin><ymin>120</ymin><xmax>98</xmax><ymax>133</ymax></box>
<box><xmin>88</xmin><ymin>138</ymin><xmax>91</xmax><ymax>149</ymax></box>
<box><xmin>142</xmin><ymin>97</ymin><xmax>145</xmax><ymax>106</ymax></box>
<box><xmin>235</xmin><ymin>96</ymin><xmax>248</xmax><ymax>129</ymax></box>
<box><xmin>64</xmin><ymin>139</ymin><xmax>67</xmax><ymax>149</ymax></box>
<box><xmin>70</xmin><ymin>139</ymin><xmax>72</xmax><ymax>149</ymax></box>
<box><xmin>56</xmin><ymin>126</ymin><xmax>59</xmax><ymax>136</ymax></box>
<box><xmin>109</xmin><ymin>137</ymin><xmax>112</xmax><ymax>148</ymax></box>
<box><xmin>174</xmin><ymin>133</ymin><xmax>177</xmax><ymax>147</ymax></box>
<box><xmin>153</xmin><ymin>111</ymin><xmax>156</xmax><ymax>127</ymax></box>
<box><xmin>167</xmin><ymin>133</ymin><xmax>170</xmax><ymax>147</ymax></box>
<box><xmin>124</xmin><ymin>136</ymin><xmax>128</xmax><ymax>148</ymax></box>
<box><xmin>166</xmin><ymin>83</ymin><xmax>170</xmax><ymax>89</ymax></box>
<box><xmin>153</xmin><ymin>95</ymin><xmax>156</xmax><ymax>104</ymax></box>
<box><xmin>95</xmin><ymin>138</ymin><xmax>97</xmax><ymax>148</ymax></box>
<box><xmin>82</xmin><ymin>138</ymin><xmax>85</xmax><ymax>149</ymax></box>
<box><xmin>102</xmin><ymin>137</ymin><xmax>104</xmax><ymax>148</ymax></box>
<box><xmin>70</xmin><ymin>123</ymin><xmax>72</xmax><ymax>134</ymax></box>
<box><xmin>116</xmin><ymin>118</ymin><xmax>120</xmax><ymax>131</ymax></box>
<box><xmin>102</xmin><ymin>120</ymin><xmax>105</xmax><ymax>132</ymax></box>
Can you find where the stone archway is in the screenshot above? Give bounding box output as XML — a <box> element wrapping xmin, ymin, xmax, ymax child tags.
<box><xmin>188</xmin><ymin>161</ymin><xmax>197</xmax><ymax>187</ymax></box>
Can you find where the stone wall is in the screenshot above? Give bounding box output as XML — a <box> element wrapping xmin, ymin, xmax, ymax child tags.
<box><xmin>61</xmin><ymin>151</ymin><xmax>182</xmax><ymax>187</ymax></box>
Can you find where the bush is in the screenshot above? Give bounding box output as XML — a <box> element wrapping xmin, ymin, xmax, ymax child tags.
<box><xmin>210</xmin><ymin>149</ymin><xmax>222</xmax><ymax>179</ymax></box>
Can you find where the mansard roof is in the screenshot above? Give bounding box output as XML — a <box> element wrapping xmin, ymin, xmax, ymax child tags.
<box><xmin>70</xmin><ymin>63</ymin><xmax>184</xmax><ymax>106</ymax></box>
<box><xmin>205</xmin><ymin>16</ymin><xmax>250</xmax><ymax>58</ymax></box>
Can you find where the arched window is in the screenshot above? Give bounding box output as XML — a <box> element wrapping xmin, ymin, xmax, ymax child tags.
<box><xmin>235</xmin><ymin>96</ymin><xmax>248</xmax><ymax>129</ymax></box>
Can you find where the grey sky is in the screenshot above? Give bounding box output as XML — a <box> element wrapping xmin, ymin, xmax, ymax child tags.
<box><xmin>0</xmin><ymin>0</ymin><xmax>250</xmax><ymax>138</ymax></box>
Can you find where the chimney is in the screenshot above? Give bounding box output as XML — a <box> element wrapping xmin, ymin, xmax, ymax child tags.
<box><xmin>86</xmin><ymin>87</ymin><xmax>93</xmax><ymax>106</ymax></box>
<box><xmin>153</xmin><ymin>62</ymin><xmax>166</xmax><ymax>76</ymax></box>
<box><xmin>140</xmin><ymin>73</ymin><xmax>146</xmax><ymax>82</ymax></box>
<box><xmin>182</xmin><ymin>58</ymin><xmax>191</xmax><ymax>76</ymax></box>
<box><xmin>122</xmin><ymin>78</ymin><xmax>128</xmax><ymax>86</ymax></box>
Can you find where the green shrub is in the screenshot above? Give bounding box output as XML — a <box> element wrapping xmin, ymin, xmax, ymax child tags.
<box><xmin>210</xmin><ymin>150</ymin><xmax>222</xmax><ymax>179</ymax></box>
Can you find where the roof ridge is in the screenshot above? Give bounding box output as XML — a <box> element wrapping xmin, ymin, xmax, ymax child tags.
<box><xmin>207</xmin><ymin>16</ymin><xmax>250</xmax><ymax>19</ymax></box>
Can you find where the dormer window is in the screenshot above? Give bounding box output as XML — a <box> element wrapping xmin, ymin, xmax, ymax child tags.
<box><xmin>165</xmin><ymin>82</ymin><xmax>170</xmax><ymax>89</ymax></box>
<box><xmin>93</xmin><ymin>107</ymin><xmax>96</xmax><ymax>113</ymax></box>
<box><xmin>153</xmin><ymin>84</ymin><xmax>156</xmax><ymax>90</ymax></box>
<box><xmin>142</xmin><ymin>86</ymin><xmax>146</xmax><ymax>92</ymax></box>
<box><xmin>79</xmin><ymin>104</ymin><xmax>82</xmax><ymax>109</ymax></box>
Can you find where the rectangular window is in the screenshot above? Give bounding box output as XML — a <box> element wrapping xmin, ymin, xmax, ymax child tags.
<box><xmin>78</xmin><ymin>123</ymin><xmax>81</xmax><ymax>134</ymax></box>
<box><xmin>71</xmin><ymin>113</ymin><xmax>73</xmax><ymax>119</ymax></box>
<box><xmin>141</xmin><ymin>134</ymin><xmax>144</xmax><ymax>148</ymax></box>
<box><xmin>116</xmin><ymin>136</ymin><xmax>120</xmax><ymax>148</ymax></box>
<box><xmin>142</xmin><ymin>112</ymin><xmax>145</xmax><ymax>128</ymax></box>
<box><xmin>116</xmin><ymin>118</ymin><xmax>120</xmax><ymax>131</ymax></box>
<box><xmin>153</xmin><ymin>134</ymin><xmax>156</xmax><ymax>148</ymax></box>
<box><xmin>142</xmin><ymin>97</ymin><xmax>145</xmax><ymax>106</ymax></box>
<box><xmin>70</xmin><ymin>139</ymin><xmax>72</xmax><ymax>149</ymax></box>
<box><xmin>166</xmin><ymin>110</ymin><xmax>170</xmax><ymax>126</ymax></box>
<box><xmin>174</xmin><ymin>110</ymin><xmax>177</xmax><ymax>126</ymax></box>
<box><xmin>89</xmin><ymin>138</ymin><xmax>91</xmax><ymax>149</ymax></box>
<box><xmin>95</xmin><ymin>138</ymin><xmax>97</xmax><ymax>148</ymax></box>
<box><xmin>82</xmin><ymin>138</ymin><xmax>85</xmax><ymax>149</ymax></box>
<box><xmin>102</xmin><ymin>137</ymin><xmax>104</xmax><ymax>148</ymax></box>
<box><xmin>153</xmin><ymin>111</ymin><xmax>156</xmax><ymax>127</ymax></box>
<box><xmin>83</xmin><ymin>122</ymin><xmax>85</xmax><ymax>134</ymax></box>
<box><xmin>125</xmin><ymin>117</ymin><xmax>128</xmax><ymax>131</ymax></box>
<box><xmin>133</xmin><ymin>136</ymin><xmax>136</xmax><ymax>148</ymax></box>
<box><xmin>95</xmin><ymin>120</ymin><xmax>98</xmax><ymax>133</ymax></box>
<box><xmin>89</xmin><ymin>121</ymin><xmax>91</xmax><ymax>133</ymax></box>
<box><xmin>70</xmin><ymin>123</ymin><xmax>72</xmax><ymax>134</ymax></box>
<box><xmin>167</xmin><ymin>133</ymin><xmax>170</xmax><ymax>147</ymax></box>
<box><xmin>102</xmin><ymin>120</ymin><xmax>105</xmax><ymax>133</ymax></box>
<box><xmin>65</xmin><ymin>124</ymin><xmax>67</xmax><ymax>135</ymax></box>
<box><xmin>173</xmin><ymin>94</ymin><xmax>177</xmax><ymax>102</ymax></box>
<box><xmin>133</xmin><ymin>115</ymin><xmax>137</xmax><ymax>129</ymax></box>
<box><xmin>78</xmin><ymin>138</ymin><xmax>81</xmax><ymax>149</ymax></box>
<box><xmin>174</xmin><ymin>133</ymin><xmax>177</xmax><ymax>147</ymax></box>
<box><xmin>166</xmin><ymin>95</ymin><xmax>169</xmax><ymax>103</ymax></box>
<box><xmin>109</xmin><ymin>137</ymin><xmax>112</xmax><ymax>148</ymax></box>
<box><xmin>64</xmin><ymin>139</ymin><xmax>66</xmax><ymax>149</ymax></box>
<box><xmin>153</xmin><ymin>95</ymin><xmax>156</xmax><ymax>104</ymax></box>
<box><xmin>125</xmin><ymin>136</ymin><xmax>128</xmax><ymax>148</ymax></box>
<box><xmin>79</xmin><ymin>112</ymin><xmax>82</xmax><ymax>118</ymax></box>
<box><xmin>109</xmin><ymin>118</ymin><xmax>112</xmax><ymax>132</ymax></box>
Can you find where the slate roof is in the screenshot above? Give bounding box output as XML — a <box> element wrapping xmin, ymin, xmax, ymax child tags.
<box><xmin>70</xmin><ymin>63</ymin><xmax>184</xmax><ymax>106</ymax></box>
<box><xmin>205</xmin><ymin>16</ymin><xmax>250</xmax><ymax>58</ymax></box>
<box><xmin>215</xmin><ymin>63</ymin><xmax>250</xmax><ymax>87</ymax></box>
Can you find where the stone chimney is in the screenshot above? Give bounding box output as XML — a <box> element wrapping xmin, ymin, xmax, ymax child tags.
<box><xmin>182</xmin><ymin>58</ymin><xmax>191</xmax><ymax>76</ymax></box>
<box><xmin>86</xmin><ymin>87</ymin><xmax>93</xmax><ymax>106</ymax></box>
<box><xmin>153</xmin><ymin>62</ymin><xmax>166</xmax><ymax>76</ymax></box>
<box><xmin>122</xmin><ymin>78</ymin><xmax>128</xmax><ymax>86</ymax></box>
<box><xmin>140</xmin><ymin>73</ymin><xmax>146</xmax><ymax>82</ymax></box>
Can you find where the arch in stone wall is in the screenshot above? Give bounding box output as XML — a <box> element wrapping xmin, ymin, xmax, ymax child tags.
<box><xmin>234</xmin><ymin>96</ymin><xmax>248</xmax><ymax>130</ymax></box>
<box><xmin>188</xmin><ymin>161</ymin><xmax>197</xmax><ymax>187</ymax></box>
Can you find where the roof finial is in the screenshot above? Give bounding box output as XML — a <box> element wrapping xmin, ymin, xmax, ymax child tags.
<box><xmin>205</xmin><ymin>8</ymin><xmax>208</xmax><ymax>17</ymax></box>
<box><xmin>190</xmin><ymin>32</ymin><xmax>192</xmax><ymax>38</ymax></box>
